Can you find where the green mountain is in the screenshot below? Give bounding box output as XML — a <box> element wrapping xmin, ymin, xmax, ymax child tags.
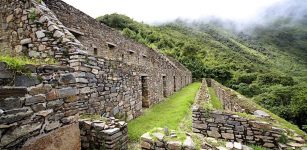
<box><xmin>96</xmin><ymin>14</ymin><xmax>307</xmax><ymax>131</ymax></box>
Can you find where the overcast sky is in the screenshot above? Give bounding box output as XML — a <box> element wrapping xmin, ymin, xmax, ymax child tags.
<box><xmin>62</xmin><ymin>0</ymin><xmax>286</xmax><ymax>24</ymax></box>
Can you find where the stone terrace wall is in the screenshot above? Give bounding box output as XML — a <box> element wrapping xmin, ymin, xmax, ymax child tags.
<box><xmin>0</xmin><ymin>62</ymin><xmax>80</xmax><ymax>149</ymax></box>
<box><xmin>79</xmin><ymin>118</ymin><xmax>128</xmax><ymax>150</ymax></box>
<box><xmin>192</xmin><ymin>79</ymin><xmax>304</xmax><ymax>149</ymax></box>
<box><xmin>207</xmin><ymin>79</ymin><xmax>247</xmax><ymax>113</ymax></box>
<box><xmin>0</xmin><ymin>0</ymin><xmax>192</xmax><ymax>121</ymax></box>
<box><xmin>192</xmin><ymin>108</ymin><xmax>284</xmax><ymax>149</ymax></box>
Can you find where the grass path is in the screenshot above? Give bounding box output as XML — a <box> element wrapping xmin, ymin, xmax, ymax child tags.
<box><xmin>128</xmin><ymin>82</ymin><xmax>201</xmax><ymax>141</ymax></box>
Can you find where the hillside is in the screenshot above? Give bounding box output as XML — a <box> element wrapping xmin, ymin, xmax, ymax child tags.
<box><xmin>96</xmin><ymin>14</ymin><xmax>307</xmax><ymax>132</ymax></box>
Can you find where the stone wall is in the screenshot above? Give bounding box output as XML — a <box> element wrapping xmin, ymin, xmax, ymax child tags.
<box><xmin>192</xmin><ymin>79</ymin><xmax>306</xmax><ymax>149</ymax></box>
<box><xmin>79</xmin><ymin>118</ymin><xmax>128</xmax><ymax>150</ymax></box>
<box><xmin>0</xmin><ymin>62</ymin><xmax>80</xmax><ymax>149</ymax></box>
<box><xmin>140</xmin><ymin>129</ymin><xmax>196</xmax><ymax>150</ymax></box>
<box><xmin>44</xmin><ymin>0</ymin><xmax>192</xmax><ymax>104</ymax></box>
<box><xmin>0</xmin><ymin>0</ymin><xmax>192</xmax><ymax>121</ymax></box>
<box><xmin>206</xmin><ymin>79</ymin><xmax>246</xmax><ymax>113</ymax></box>
<box><xmin>0</xmin><ymin>0</ymin><xmax>192</xmax><ymax>148</ymax></box>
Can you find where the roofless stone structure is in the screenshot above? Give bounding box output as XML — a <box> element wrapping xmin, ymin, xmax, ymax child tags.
<box><xmin>0</xmin><ymin>0</ymin><xmax>192</xmax><ymax>149</ymax></box>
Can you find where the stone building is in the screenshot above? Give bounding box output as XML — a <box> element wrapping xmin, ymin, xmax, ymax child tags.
<box><xmin>0</xmin><ymin>0</ymin><xmax>191</xmax><ymax>149</ymax></box>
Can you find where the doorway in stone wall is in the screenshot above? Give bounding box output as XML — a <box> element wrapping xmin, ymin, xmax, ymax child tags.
<box><xmin>173</xmin><ymin>76</ymin><xmax>176</xmax><ymax>92</ymax></box>
<box><xmin>141</xmin><ymin>76</ymin><xmax>149</xmax><ymax>108</ymax></box>
<box><xmin>163</xmin><ymin>76</ymin><xmax>167</xmax><ymax>97</ymax></box>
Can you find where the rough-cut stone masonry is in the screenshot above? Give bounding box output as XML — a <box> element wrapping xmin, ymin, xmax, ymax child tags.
<box><xmin>206</xmin><ymin>79</ymin><xmax>246</xmax><ymax>113</ymax></box>
<box><xmin>79</xmin><ymin>118</ymin><xmax>128</xmax><ymax>150</ymax></box>
<box><xmin>0</xmin><ymin>0</ymin><xmax>192</xmax><ymax>120</ymax></box>
<box><xmin>0</xmin><ymin>62</ymin><xmax>80</xmax><ymax>149</ymax></box>
<box><xmin>192</xmin><ymin>79</ymin><xmax>306</xmax><ymax>149</ymax></box>
<box><xmin>140</xmin><ymin>129</ymin><xmax>196</xmax><ymax>150</ymax></box>
<box><xmin>0</xmin><ymin>0</ymin><xmax>192</xmax><ymax>148</ymax></box>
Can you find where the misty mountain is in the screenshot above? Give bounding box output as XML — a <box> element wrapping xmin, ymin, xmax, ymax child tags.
<box><xmin>96</xmin><ymin>13</ymin><xmax>307</xmax><ymax>132</ymax></box>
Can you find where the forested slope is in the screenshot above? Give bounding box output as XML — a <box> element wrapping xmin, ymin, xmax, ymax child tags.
<box><xmin>97</xmin><ymin>14</ymin><xmax>307</xmax><ymax>131</ymax></box>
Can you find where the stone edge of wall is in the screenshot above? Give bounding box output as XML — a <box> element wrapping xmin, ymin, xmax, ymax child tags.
<box><xmin>192</xmin><ymin>79</ymin><xmax>306</xmax><ymax>149</ymax></box>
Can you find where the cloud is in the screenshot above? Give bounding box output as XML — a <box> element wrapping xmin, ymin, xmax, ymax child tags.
<box><xmin>62</xmin><ymin>0</ymin><xmax>286</xmax><ymax>24</ymax></box>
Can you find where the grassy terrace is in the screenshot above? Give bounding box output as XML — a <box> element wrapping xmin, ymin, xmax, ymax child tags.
<box><xmin>128</xmin><ymin>82</ymin><xmax>201</xmax><ymax>141</ymax></box>
<box><xmin>208</xmin><ymin>87</ymin><xmax>223</xmax><ymax>110</ymax></box>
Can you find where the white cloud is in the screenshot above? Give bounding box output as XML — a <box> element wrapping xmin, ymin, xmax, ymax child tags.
<box><xmin>62</xmin><ymin>0</ymin><xmax>285</xmax><ymax>23</ymax></box>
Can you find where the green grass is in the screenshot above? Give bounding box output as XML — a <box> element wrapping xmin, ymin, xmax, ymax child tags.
<box><xmin>128</xmin><ymin>82</ymin><xmax>201</xmax><ymax>141</ymax></box>
<box><xmin>0</xmin><ymin>55</ymin><xmax>57</xmax><ymax>71</ymax></box>
<box><xmin>208</xmin><ymin>87</ymin><xmax>223</xmax><ymax>110</ymax></box>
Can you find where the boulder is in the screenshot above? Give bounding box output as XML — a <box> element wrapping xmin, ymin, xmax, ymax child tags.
<box><xmin>167</xmin><ymin>141</ymin><xmax>182</xmax><ymax>150</ymax></box>
<box><xmin>253</xmin><ymin>110</ymin><xmax>270</xmax><ymax>118</ymax></box>
<box><xmin>183</xmin><ymin>136</ymin><xmax>196</xmax><ymax>150</ymax></box>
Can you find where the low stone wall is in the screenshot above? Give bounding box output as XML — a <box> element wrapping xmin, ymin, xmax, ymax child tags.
<box><xmin>207</xmin><ymin>79</ymin><xmax>247</xmax><ymax>113</ymax></box>
<box><xmin>0</xmin><ymin>62</ymin><xmax>80</xmax><ymax>149</ymax></box>
<box><xmin>192</xmin><ymin>108</ymin><xmax>283</xmax><ymax>149</ymax></box>
<box><xmin>140</xmin><ymin>129</ymin><xmax>196</xmax><ymax>150</ymax></box>
<box><xmin>192</xmin><ymin>79</ymin><xmax>306</xmax><ymax>149</ymax></box>
<box><xmin>79</xmin><ymin>117</ymin><xmax>128</xmax><ymax>150</ymax></box>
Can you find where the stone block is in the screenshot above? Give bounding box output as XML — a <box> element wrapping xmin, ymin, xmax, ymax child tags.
<box><xmin>0</xmin><ymin>122</ymin><xmax>42</xmax><ymax>147</ymax></box>
<box><xmin>0</xmin><ymin>87</ymin><xmax>28</xmax><ymax>99</ymax></box>
<box><xmin>0</xmin><ymin>97</ymin><xmax>22</xmax><ymax>110</ymax></box>
<box><xmin>221</xmin><ymin>133</ymin><xmax>234</xmax><ymax>140</ymax></box>
<box><xmin>167</xmin><ymin>141</ymin><xmax>182</xmax><ymax>150</ymax></box>
<box><xmin>207</xmin><ymin>130</ymin><xmax>221</xmax><ymax>138</ymax></box>
<box><xmin>25</xmin><ymin>94</ymin><xmax>46</xmax><ymax>105</ymax></box>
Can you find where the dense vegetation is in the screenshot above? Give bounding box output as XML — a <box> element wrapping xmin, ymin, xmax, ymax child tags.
<box><xmin>97</xmin><ymin>14</ymin><xmax>307</xmax><ymax>132</ymax></box>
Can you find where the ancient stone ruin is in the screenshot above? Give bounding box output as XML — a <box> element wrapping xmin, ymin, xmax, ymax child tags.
<box><xmin>0</xmin><ymin>0</ymin><xmax>191</xmax><ymax>149</ymax></box>
<box><xmin>192</xmin><ymin>79</ymin><xmax>306</xmax><ymax>150</ymax></box>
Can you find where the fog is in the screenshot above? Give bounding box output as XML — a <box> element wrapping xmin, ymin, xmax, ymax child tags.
<box><xmin>62</xmin><ymin>0</ymin><xmax>307</xmax><ymax>30</ymax></box>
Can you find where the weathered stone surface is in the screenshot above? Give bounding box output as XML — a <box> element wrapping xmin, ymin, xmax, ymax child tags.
<box><xmin>221</xmin><ymin>133</ymin><xmax>234</xmax><ymax>140</ymax></box>
<box><xmin>20</xmin><ymin>38</ymin><xmax>32</xmax><ymax>45</ymax></box>
<box><xmin>249</xmin><ymin>121</ymin><xmax>271</xmax><ymax>130</ymax></box>
<box><xmin>25</xmin><ymin>94</ymin><xmax>46</xmax><ymax>105</ymax></box>
<box><xmin>152</xmin><ymin>132</ymin><xmax>164</xmax><ymax>141</ymax></box>
<box><xmin>21</xmin><ymin>123</ymin><xmax>81</xmax><ymax>150</ymax></box>
<box><xmin>0</xmin><ymin>111</ymin><xmax>33</xmax><ymax>124</ymax></box>
<box><xmin>45</xmin><ymin>121</ymin><xmax>61</xmax><ymax>131</ymax></box>
<box><xmin>36</xmin><ymin>30</ymin><xmax>45</xmax><ymax>39</ymax></box>
<box><xmin>0</xmin><ymin>97</ymin><xmax>22</xmax><ymax>110</ymax></box>
<box><xmin>234</xmin><ymin>142</ymin><xmax>242</xmax><ymax>149</ymax></box>
<box><xmin>15</xmin><ymin>75</ymin><xmax>39</xmax><ymax>87</ymax></box>
<box><xmin>263</xmin><ymin>142</ymin><xmax>275</xmax><ymax>148</ymax></box>
<box><xmin>183</xmin><ymin>136</ymin><xmax>196</xmax><ymax>150</ymax></box>
<box><xmin>167</xmin><ymin>141</ymin><xmax>182</xmax><ymax>150</ymax></box>
<box><xmin>141</xmin><ymin>132</ymin><xmax>154</xmax><ymax>143</ymax></box>
<box><xmin>0</xmin><ymin>122</ymin><xmax>42</xmax><ymax>147</ymax></box>
<box><xmin>0</xmin><ymin>71</ymin><xmax>13</xmax><ymax>79</ymax></box>
<box><xmin>102</xmin><ymin>127</ymin><xmax>120</xmax><ymax>135</ymax></box>
<box><xmin>36</xmin><ymin>109</ymin><xmax>53</xmax><ymax>117</ymax></box>
<box><xmin>47</xmin><ymin>100</ymin><xmax>64</xmax><ymax>108</ymax></box>
<box><xmin>253</xmin><ymin>110</ymin><xmax>270</xmax><ymax>118</ymax></box>
<box><xmin>58</xmin><ymin>87</ymin><xmax>78</xmax><ymax>98</ymax></box>
<box><xmin>0</xmin><ymin>87</ymin><xmax>27</xmax><ymax>99</ymax></box>
<box><xmin>59</xmin><ymin>74</ymin><xmax>76</xmax><ymax>84</ymax></box>
<box><xmin>207</xmin><ymin>130</ymin><xmax>221</xmax><ymax>138</ymax></box>
<box><xmin>28</xmin><ymin>84</ymin><xmax>52</xmax><ymax>95</ymax></box>
<box><xmin>53</xmin><ymin>30</ymin><xmax>64</xmax><ymax>38</ymax></box>
<box><xmin>140</xmin><ymin>141</ymin><xmax>152</xmax><ymax>149</ymax></box>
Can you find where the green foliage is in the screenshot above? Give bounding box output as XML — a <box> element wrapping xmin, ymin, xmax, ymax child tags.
<box><xmin>128</xmin><ymin>82</ymin><xmax>201</xmax><ymax>141</ymax></box>
<box><xmin>249</xmin><ymin>144</ymin><xmax>268</xmax><ymax>150</ymax></box>
<box><xmin>99</xmin><ymin>14</ymin><xmax>307</xmax><ymax>132</ymax></box>
<box><xmin>35</xmin><ymin>0</ymin><xmax>42</xmax><ymax>4</ymax></box>
<box><xmin>29</xmin><ymin>8</ymin><xmax>38</xmax><ymax>21</ymax></box>
<box><xmin>0</xmin><ymin>55</ymin><xmax>56</xmax><ymax>72</ymax></box>
<box><xmin>208</xmin><ymin>87</ymin><xmax>223</xmax><ymax>110</ymax></box>
<box><xmin>278</xmin><ymin>133</ymin><xmax>289</xmax><ymax>144</ymax></box>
